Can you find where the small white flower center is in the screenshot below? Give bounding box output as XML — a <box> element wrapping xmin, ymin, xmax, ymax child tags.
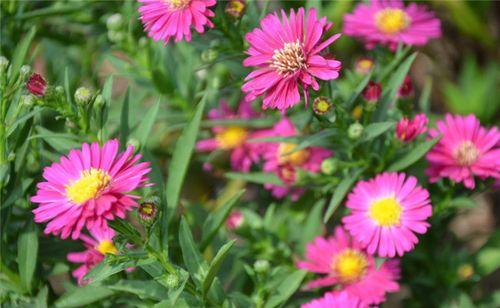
<box><xmin>166</xmin><ymin>0</ymin><xmax>191</xmax><ymax>9</ymax></box>
<box><xmin>270</xmin><ymin>41</ymin><xmax>307</xmax><ymax>76</ymax></box>
<box><xmin>453</xmin><ymin>141</ymin><xmax>479</xmax><ymax>166</ymax></box>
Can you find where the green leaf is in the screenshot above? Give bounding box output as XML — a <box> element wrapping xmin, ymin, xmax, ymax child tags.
<box><xmin>179</xmin><ymin>217</ymin><xmax>206</xmax><ymax>286</ymax></box>
<box><xmin>225</xmin><ymin>172</ymin><xmax>282</xmax><ymax>186</ymax></box>
<box><xmin>324</xmin><ymin>169</ymin><xmax>363</xmax><ymax>223</ymax></box>
<box><xmin>34</xmin><ymin>286</ymin><xmax>48</xmax><ymax>308</ymax></box>
<box><xmin>359</xmin><ymin>121</ymin><xmax>395</xmax><ymax>142</ymax></box>
<box><xmin>163</xmin><ymin>95</ymin><xmax>207</xmax><ymax>243</ymax></box>
<box><xmin>85</xmin><ymin>257</ymin><xmax>148</xmax><ymax>284</ymax></box>
<box><xmin>54</xmin><ymin>285</ymin><xmax>114</xmax><ymax>308</ymax></box>
<box><xmin>263</xmin><ymin>270</ymin><xmax>306</xmax><ymax>308</ymax></box>
<box><xmin>299</xmin><ymin>199</ymin><xmax>325</xmax><ymax>251</ymax></box>
<box><xmin>9</xmin><ymin>27</ymin><xmax>36</xmax><ymax>86</ymax></box>
<box><xmin>345</xmin><ymin>72</ymin><xmax>372</xmax><ymax>108</ymax></box>
<box><xmin>140</xmin><ymin>263</ymin><xmax>189</xmax><ymax>305</ymax></box>
<box><xmin>64</xmin><ymin>67</ymin><xmax>75</xmax><ymax>111</ymax></box>
<box><xmin>33</xmin><ymin>127</ymin><xmax>81</xmax><ymax>153</ymax></box>
<box><xmin>17</xmin><ymin>222</ymin><xmax>38</xmax><ymax>293</ymax></box>
<box><xmin>15</xmin><ymin>4</ymin><xmax>86</xmax><ymax>20</ymax></box>
<box><xmin>132</xmin><ymin>99</ymin><xmax>160</xmax><ymax>148</ymax></box>
<box><xmin>108</xmin><ymin>280</ymin><xmax>168</xmax><ymax>301</ymax></box>
<box><xmin>200</xmin><ymin>190</ymin><xmax>244</xmax><ymax>250</ymax></box>
<box><xmin>387</xmin><ymin>136</ymin><xmax>441</xmax><ymax>171</ymax></box>
<box><xmin>120</xmin><ymin>87</ymin><xmax>130</xmax><ymax>147</ymax></box>
<box><xmin>202</xmin><ymin>240</ymin><xmax>236</xmax><ymax>296</ymax></box>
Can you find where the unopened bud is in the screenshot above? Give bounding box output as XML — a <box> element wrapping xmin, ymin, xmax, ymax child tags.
<box><xmin>20</xmin><ymin>95</ymin><xmax>35</xmax><ymax>108</ymax></box>
<box><xmin>351</xmin><ymin>105</ymin><xmax>363</xmax><ymax>120</ymax></box>
<box><xmin>226</xmin><ymin>0</ymin><xmax>246</xmax><ymax>18</ymax></box>
<box><xmin>55</xmin><ymin>86</ymin><xmax>64</xmax><ymax>95</ymax></box>
<box><xmin>26</xmin><ymin>73</ymin><xmax>47</xmax><ymax>97</ymax></box>
<box><xmin>0</xmin><ymin>56</ymin><xmax>9</xmax><ymax>73</ymax></box>
<box><xmin>362</xmin><ymin>81</ymin><xmax>381</xmax><ymax>104</ymax></box>
<box><xmin>201</xmin><ymin>49</ymin><xmax>218</xmax><ymax>63</ymax></box>
<box><xmin>74</xmin><ymin>87</ymin><xmax>93</xmax><ymax>105</ymax></box>
<box><xmin>108</xmin><ymin>30</ymin><xmax>125</xmax><ymax>43</ymax></box>
<box><xmin>138</xmin><ymin>197</ymin><xmax>159</xmax><ymax>224</ymax></box>
<box><xmin>312</xmin><ymin>96</ymin><xmax>333</xmax><ymax>115</ymax></box>
<box><xmin>94</xmin><ymin>94</ymin><xmax>105</xmax><ymax>108</ymax></box>
<box><xmin>398</xmin><ymin>75</ymin><xmax>413</xmax><ymax>98</ymax></box>
<box><xmin>321</xmin><ymin>158</ymin><xmax>337</xmax><ymax>175</ymax></box>
<box><xmin>348</xmin><ymin>123</ymin><xmax>364</xmax><ymax>140</ymax></box>
<box><xmin>254</xmin><ymin>260</ymin><xmax>270</xmax><ymax>273</ymax></box>
<box><xmin>20</xmin><ymin>65</ymin><xmax>31</xmax><ymax>78</ymax></box>
<box><xmin>165</xmin><ymin>274</ymin><xmax>179</xmax><ymax>288</ymax></box>
<box><xmin>106</xmin><ymin>13</ymin><xmax>123</xmax><ymax>31</ymax></box>
<box><xmin>355</xmin><ymin>57</ymin><xmax>374</xmax><ymax>74</ymax></box>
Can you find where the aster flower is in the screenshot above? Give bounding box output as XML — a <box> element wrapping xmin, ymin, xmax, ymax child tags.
<box><xmin>31</xmin><ymin>139</ymin><xmax>151</xmax><ymax>239</ymax></box>
<box><xmin>398</xmin><ymin>75</ymin><xmax>413</xmax><ymax>97</ymax></box>
<box><xmin>342</xmin><ymin>172</ymin><xmax>432</xmax><ymax>257</ymax></box>
<box><xmin>297</xmin><ymin>227</ymin><xmax>400</xmax><ymax>305</ymax></box>
<box><xmin>362</xmin><ymin>81</ymin><xmax>381</xmax><ymax>103</ymax></box>
<box><xmin>343</xmin><ymin>0</ymin><xmax>441</xmax><ymax>50</ymax></box>
<box><xmin>26</xmin><ymin>73</ymin><xmax>47</xmax><ymax>97</ymax></box>
<box><xmin>137</xmin><ymin>0</ymin><xmax>216</xmax><ymax>44</ymax></box>
<box><xmin>242</xmin><ymin>8</ymin><xmax>341</xmax><ymax>111</ymax></box>
<box><xmin>302</xmin><ymin>291</ymin><xmax>364</xmax><ymax>308</ymax></box>
<box><xmin>67</xmin><ymin>227</ymin><xmax>118</xmax><ymax>285</ymax></box>
<box><xmin>196</xmin><ymin>100</ymin><xmax>264</xmax><ymax>172</ymax></box>
<box><xmin>396</xmin><ymin>113</ymin><xmax>428</xmax><ymax>142</ymax></box>
<box><xmin>426</xmin><ymin>114</ymin><xmax>500</xmax><ymax>189</ymax></box>
<box><xmin>260</xmin><ymin>118</ymin><xmax>332</xmax><ymax>200</ymax></box>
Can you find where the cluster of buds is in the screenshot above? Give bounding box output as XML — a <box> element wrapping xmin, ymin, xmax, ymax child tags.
<box><xmin>106</xmin><ymin>13</ymin><xmax>125</xmax><ymax>43</ymax></box>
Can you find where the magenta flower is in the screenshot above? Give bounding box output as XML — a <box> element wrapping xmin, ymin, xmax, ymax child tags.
<box><xmin>260</xmin><ymin>118</ymin><xmax>331</xmax><ymax>200</ymax></box>
<box><xmin>301</xmin><ymin>291</ymin><xmax>364</xmax><ymax>308</ymax></box>
<box><xmin>196</xmin><ymin>100</ymin><xmax>263</xmax><ymax>172</ymax></box>
<box><xmin>362</xmin><ymin>81</ymin><xmax>382</xmax><ymax>103</ymax></box>
<box><xmin>26</xmin><ymin>73</ymin><xmax>47</xmax><ymax>97</ymax></box>
<box><xmin>343</xmin><ymin>0</ymin><xmax>441</xmax><ymax>50</ymax></box>
<box><xmin>396</xmin><ymin>113</ymin><xmax>428</xmax><ymax>142</ymax></box>
<box><xmin>297</xmin><ymin>227</ymin><xmax>400</xmax><ymax>305</ymax></box>
<box><xmin>138</xmin><ymin>0</ymin><xmax>216</xmax><ymax>44</ymax></box>
<box><xmin>31</xmin><ymin>139</ymin><xmax>151</xmax><ymax>239</ymax></box>
<box><xmin>342</xmin><ymin>172</ymin><xmax>432</xmax><ymax>257</ymax></box>
<box><xmin>67</xmin><ymin>227</ymin><xmax>118</xmax><ymax>285</ymax></box>
<box><xmin>398</xmin><ymin>75</ymin><xmax>413</xmax><ymax>97</ymax></box>
<box><xmin>225</xmin><ymin>210</ymin><xmax>244</xmax><ymax>230</ymax></box>
<box><xmin>242</xmin><ymin>8</ymin><xmax>341</xmax><ymax>111</ymax></box>
<box><xmin>426</xmin><ymin>114</ymin><xmax>500</xmax><ymax>189</ymax></box>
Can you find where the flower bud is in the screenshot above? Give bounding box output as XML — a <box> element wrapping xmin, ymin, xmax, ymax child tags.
<box><xmin>201</xmin><ymin>49</ymin><xmax>218</xmax><ymax>63</ymax></box>
<box><xmin>396</xmin><ymin>113</ymin><xmax>428</xmax><ymax>142</ymax></box>
<box><xmin>0</xmin><ymin>56</ymin><xmax>9</xmax><ymax>73</ymax></box>
<box><xmin>355</xmin><ymin>57</ymin><xmax>374</xmax><ymax>74</ymax></box>
<box><xmin>20</xmin><ymin>65</ymin><xmax>31</xmax><ymax>78</ymax></box>
<box><xmin>362</xmin><ymin>81</ymin><xmax>382</xmax><ymax>104</ymax></box>
<box><xmin>138</xmin><ymin>197</ymin><xmax>159</xmax><ymax>224</ymax></box>
<box><xmin>253</xmin><ymin>260</ymin><xmax>270</xmax><ymax>274</ymax></box>
<box><xmin>398</xmin><ymin>75</ymin><xmax>413</xmax><ymax>98</ymax></box>
<box><xmin>55</xmin><ymin>86</ymin><xmax>64</xmax><ymax>95</ymax></box>
<box><xmin>20</xmin><ymin>95</ymin><xmax>35</xmax><ymax>108</ymax></box>
<box><xmin>321</xmin><ymin>158</ymin><xmax>337</xmax><ymax>175</ymax></box>
<box><xmin>165</xmin><ymin>274</ymin><xmax>179</xmax><ymax>288</ymax></box>
<box><xmin>74</xmin><ymin>87</ymin><xmax>93</xmax><ymax>105</ymax></box>
<box><xmin>351</xmin><ymin>105</ymin><xmax>363</xmax><ymax>120</ymax></box>
<box><xmin>348</xmin><ymin>123</ymin><xmax>364</xmax><ymax>140</ymax></box>
<box><xmin>226</xmin><ymin>0</ymin><xmax>246</xmax><ymax>18</ymax></box>
<box><xmin>312</xmin><ymin>96</ymin><xmax>333</xmax><ymax>115</ymax></box>
<box><xmin>93</xmin><ymin>94</ymin><xmax>105</xmax><ymax>108</ymax></box>
<box><xmin>26</xmin><ymin>73</ymin><xmax>47</xmax><ymax>97</ymax></box>
<box><xmin>226</xmin><ymin>210</ymin><xmax>244</xmax><ymax>230</ymax></box>
<box><xmin>106</xmin><ymin>13</ymin><xmax>123</xmax><ymax>31</ymax></box>
<box><xmin>108</xmin><ymin>30</ymin><xmax>125</xmax><ymax>43</ymax></box>
<box><xmin>277</xmin><ymin>163</ymin><xmax>296</xmax><ymax>185</ymax></box>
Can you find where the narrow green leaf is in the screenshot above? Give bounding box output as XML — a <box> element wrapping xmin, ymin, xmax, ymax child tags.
<box><xmin>64</xmin><ymin>67</ymin><xmax>75</xmax><ymax>111</ymax></box>
<box><xmin>120</xmin><ymin>88</ymin><xmax>130</xmax><ymax>147</ymax></box>
<box><xmin>54</xmin><ymin>285</ymin><xmax>114</xmax><ymax>308</ymax></box>
<box><xmin>7</xmin><ymin>107</ymin><xmax>44</xmax><ymax>137</ymax></box>
<box><xmin>18</xmin><ymin>222</ymin><xmax>38</xmax><ymax>293</ymax></box>
<box><xmin>9</xmin><ymin>27</ymin><xmax>36</xmax><ymax>85</ymax></box>
<box><xmin>202</xmin><ymin>240</ymin><xmax>236</xmax><ymax>296</ymax></box>
<box><xmin>16</xmin><ymin>4</ymin><xmax>86</xmax><ymax>20</ymax></box>
<box><xmin>225</xmin><ymin>172</ymin><xmax>282</xmax><ymax>186</ymax></box>
<box><xmin>85</xmin><ymin>258</ymin><xmax>145</xmax><ymax>284</ymax></box>
<box><xmin>132</xmin><ymin>99</ymin><xmax>160</xmax><ymax>148</ymax></box>
<box><xmin>34</xmin><ymin>286</ymin><xmax>48</xmax><ymax>308</ymax></box>
<box><xmin>345</xmin><ymin>72</ymin><xmax>372</xmax><ymax>108</ymax></box>
<box><xmin>100</xmin><ymin>75</ymin><xmax>114</xmax><ymax>129</ymax></box>
<box><xmin>32</xmin><ymin>127</ymin><xmax>81</xmax><ymax>153</ymax></box>
<box><xmin>179</xmin><ymin>217</ymin><xmax>206</xmax><ymax>286</ymax></box>
<box><xmin>387</xmin><ymin>136</ymin><xmax>441</xmax><ymax>171</ymax></box>
<box><xmin>108</xmin><ymin>280</ymin><xmax>168</xmax><ymax>301</ymax></box>
<box><xmin>324</xmin><ymin>169</ymin><xmax>363</xmax><ymax>223</ymax></box>
<box><xmin>263</xmin><ymin>270</ymin><xmax>306</xmax><ymax>308</ymax></box>
<box><xmin>200</xmin><ymin>190</ymin><xmax>244</xmax><ymax>250</ymax></box>
<box><xmin>418</xmin><ymin>78</ymin><xmax>433</xmax><ymax>113</ymax></box>
<box><xmin>299</xmin><ymin>199</ymin><xmax>325</xmax><ymax>251</ymax></box>
<box><xmin>359</xmin><ymin>121</ymin><xmax>395</xmax><ymax>142</ymax></box>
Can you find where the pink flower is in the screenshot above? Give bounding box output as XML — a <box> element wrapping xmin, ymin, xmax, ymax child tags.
<box><xmin>260</xmin><ymin>118</ymin><xmax>332</xmax><ymax>200</ymax></box>
<box><xmin>138</xmin><ymin>0</ymin><xmax>216</xmax><ymax>44</ymax></box>
<box><xmin>226</xmin><ymin>210</ymin><xmax>244</xmax><ymax>229</ymax></box>
<box><xmin>398</xmin><ymin>75</ymin><xmax>413</xmax><ymax>97</ymax></box>
<box><xmin>362</xmin><ymin>81</ymin><xmax>381</xmax><ymax>103</ymax></box>
<box><xmin>196</xmin><ymin>100</ymin><xmax>263</xmax><ymax>172</ymax></box>
<box><xmin>396</xmin><ymin>113</ymin><xmax>428</xmax><ymax>142</ymax></box>
<box><xmin>26</xmin><ymin>73</ymin><xmax>47</xmax><ymax>97</ymax></box>
<box><xmin>31</xmin><ymin>139</ymin><xmax>151</xmax><ymax>239</ymax></box>
<box><xmin>301</xmin><ymin>290</ymin><xmax>365</xmax><ymax>308</ymax></box>
<box><xmin>342</xmin><ymin>172</ymin><xmax>432</xmax><ymax>258</ymax></box>
<box><xmin>343</xmin><ymin>0</ymin><xmax>441</xmax><ymax>50</ymax></box>
<box><xmin>426</xmin><ymin>114</ymin><xmax>500</xmax><ymax>189</ymax></box>
<box><xmin>297</xmin><ymin>227</ymin><xmax>400</xmax><ymax>305</ymax></box>
<box><xmin>67</xmin><ymin>227</ymin><xmax>118</xmax><ymax>285</ymax></box>
<box><xmin>242</xmin><ymin>8</ymin><xmax>341</xmax><ymax>111</ymax></box>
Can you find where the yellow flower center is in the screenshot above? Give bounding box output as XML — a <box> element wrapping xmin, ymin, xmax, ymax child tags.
<box><xmin>278</xmin><ymin>143</ymin><xmax>310</xmax><ymax>166</ymax></box>
<box><xmin>271</xmin><ymin>41</ymin><xmax>307</xmax><ymax>76</ymax></box>
<box><xmin>332</xmin><ymin>249</ymin><xmax>369</xmax><ymax>284</ymax></box>
<box><xmin>369</xmin><ymin>196</ymin><xmax>403</xmax><ymax>227</ymax></box>
<box><xmin>215</xmin><ymin>126</ymin><xmax>248</xmax><ymax>150</ymax></box>
<box><xmin>375</xmin><ymin>8</ymin><xmax>411</xmax><ymax>35</ymax></box>
<box><xmin>166</xmin><ymin>0</ymin><xmax>190</xmax><ymax>9</ymax></box>
<box><xmin>453</xmin><ymin>141</ymin><xmax>479</xmax><ymax>166</ymax></box>
<box><xmin>357</xmin><ymin>59</ymin><xmax>374</xmax><ymax>72</ymax></box>
<box><xmin>65</xmin><ymin>168</ymin><xmax>111</xmax><ymax>205</ymax></box>
<box><xmin>96</xmin><ymin>240</ymin><xmax>118</xmax><ymax>255</ymax></box>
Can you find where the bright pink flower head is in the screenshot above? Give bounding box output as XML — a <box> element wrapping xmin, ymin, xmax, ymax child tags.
<box><xmin>67</xmin><ymin>227</ymin><xmax>118</xmax><ymax>285</ymax></box>
<box><xmin>138</xmin><ymin>0</ymin><xmax>216</xmax><ymax>44</ymax></box>
<box><xmin>396</xmin><ymin>113</ymin><xmax>428</xmax><ymax>142</ymax></box>
<box><xmin>297</xmin><ymin>227</ymin><xmax>400</xmax><ymax>305</ymax></box>
<box><xmin>301</xmin><ymin>291</ymin><xmax>365</xmax><ymax>308</ymax></box>
<box><xmin>26</xmin><ymin>73</ymin><xmax>47</xmax><ymax>97</ymax></box>
<box><xmin>242</xmin><ymin>8</ymin><xmax>342</xmax><ymax>111</ymax></box>
<box><xmin>342</xmin><ymin>172</ymin><xmax>432</xmax><ymax>258</ymax></box>
<box><xmin>426</xmin><ymin>114</ymin><xmax>500</xmax><ymax>189</ymax></box>
<box><xmin>343</xmin><ymin>0</ymin><xmax>441</xmax><ymax>50</ymax></box>
<box><xmin>196</xmin><ymin>100</ymin><xmax>263</xmax><ymax>172</ymax></box>
<box><xmin>226</xmin><ymin>210</ymin><xmax>244</xmax><ymax>230</ymax></box>
<box><xmin>31</xmin><ymin>139</ymin><xmax>151</xmax><ymax>239</ymax></box>
<box><xmin>260</xmin><ymin>118</ymin><xmax>332</xmax><ymax>200</ymax></box>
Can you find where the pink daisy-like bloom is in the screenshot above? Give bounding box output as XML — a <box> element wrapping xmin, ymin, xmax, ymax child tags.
<box><xmin>137</xmin><ymin>0</ymin><xmax>216</xmax><ymax>44</ymax></box>
<box><xmin>297</xmin><ymin>227</ymin><xmax>400</xmax><ymax>305</ymax></box>
<box><xmin>342</xmin><ymin>172</ymin><xmax>432</xmax><ymax>258</ymax></box>
<box><xmin>396</xmin><ymin>113</ymin><xmax>428</xmax><ymax>142</ymax></box>
<box><xmin>426</xmin><ymin>114</ymin><xmax>500</xmax><ymax>189</ymax></box>
<box><xmin>260</xmin><ymin>118</ymin><xmax>331</xmax><ymax>200</ymax></box>
<box><xmin>31</xmin><ymin>139</ymin><xmax>151</xmax><ymax>240</ymax></box>
<box><xmin>343</xmin><ymin>0</ymin><xmax>441</xmax><ymax>50</ymax></box>
<box><xmin>67</xmin><ymin>227</ymin><xmax>118</xmax><ymax>285</ymax></box>
<box><xmin>196</xmin><ymin>100</ymin><xmax>264</xmax><ymax>172</ymax></box>
<box><xmin>242</xmin><ymin>8</ymin><xmax>341</xmax><ymax>111</ymax></box>
<box><xmin>302</xmin><ymin>290</ymin><xmax>365</xmax><ymax>308</ymax></box>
